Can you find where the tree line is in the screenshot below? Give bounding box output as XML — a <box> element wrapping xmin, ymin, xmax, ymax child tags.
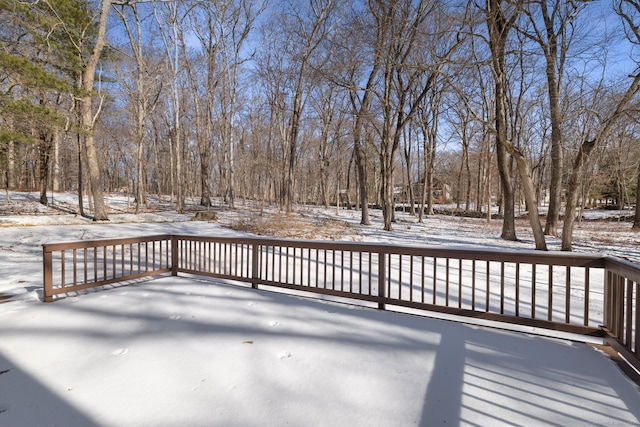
<box><xmin>1</xmin><ymin>0</ymin><xmax>639</xmax><ymax>250</ymax></box>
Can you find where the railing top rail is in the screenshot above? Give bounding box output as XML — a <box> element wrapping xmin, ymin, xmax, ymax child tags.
<box><xmin>42</xmin><ymin>234</ymin><xmax>174</xmax><ymax>252</ymax></box>
<box><xmin>42</xmin><ymin>233</ymin><xmax>608</xmax><ymax>267</ymax></box>
<box><xmin>605</xmin><ymin>256</ymin><xmax>640</xmax><ymax>283</ymax></box>
<box><xmin>170</xmin><ymin>234</ymin><xmax>606</xmax><ymax>266</ymax></box>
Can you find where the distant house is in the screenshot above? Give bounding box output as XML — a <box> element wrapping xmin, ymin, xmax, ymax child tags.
<box><xmin>394</xmin><ymin>178</ymin><xmax>451</xmax><ymax>204</ymax></box>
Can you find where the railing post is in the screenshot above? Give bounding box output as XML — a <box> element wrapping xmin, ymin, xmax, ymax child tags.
<box><xmin>378</xmin><ymin>251</ymin><xmax>386</xmax><ymax>310</ymax></box>
<box><xmin>43</xmin><ymin>245</ymin><xmax>53</xmax><ymax>302</ymax></box>
<box><xmin>171</xmin><ymin>236</ymin><xmax>179</xmax><ymax>276</ymax></box>
<box><xmin>251</xmin><ymin>243</ymin><xmax>260</xmax><ymax>289</ymax></box>
<box><xmin>604</xmin><ymin>270</ymin><xmax>612</xmax><ymax>330</ymax></box>
<box><xmin>604</xmin><ymin>270</ymin><xmax>626</xmax><ymax>340</ymax></box>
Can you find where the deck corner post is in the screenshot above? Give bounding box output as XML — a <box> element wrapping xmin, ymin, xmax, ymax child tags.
<box><xmin>43</xmin><ymin>245</ymin><xmax>53</xmax><ymax>302</ymax></box>
<box><xmin>378</xmin><ymin>251</ymin><xmax>386</xmax><ymax>310</ymax></box>
<box><xmin>251</xmin><ymin>243</ymin><xmax>260</xmax><ymax>289</ymax></box>
<box><xmin>171</xmin><ymin>236</ymin><xmax>179</xmax><ymax>276</ymax></box>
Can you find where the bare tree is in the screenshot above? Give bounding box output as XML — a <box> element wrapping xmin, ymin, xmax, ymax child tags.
<box><xmin>485</xmin><ymin>0</ymin><xmax>521</xmax><ymax>242</ymax></box>
<box><xmin>42</xmin><ymin>0</ymin><xmax>113</xmax><ymax>220</ymax></box>
<box><xmin>634</xmin><ymin>159</ymin><xmax>640</xmax><ymax>229</ymax></box>
<box><xmin>368</xmin><ymin>0</ymin><xmax>465</xmax><ymax>231</ymax></box>
<box><xmin>115</xmin><ymin>4</ymin><xmax>163</xmax><ymax>214</ymax></box>
<box><xmin>322</xmin><ymin>3</ymin><xmax>381</xmax><ymax>225</ymax></box>
<box><xmin>561</xmin><ymin>0</ymin><xmax>640</xmax><ymax>249</ymax></box>
<box><xmin>517</xmin><ymin>0</ymin><xmax>587</xmax><ymax>237</ymax></box>
<box><xmin>154</xmin><ymin>2</ymin><xmax>186</xmax><ymax>213</ymax></box>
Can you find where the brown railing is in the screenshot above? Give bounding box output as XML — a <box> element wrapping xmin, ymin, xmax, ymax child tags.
<box><xmin>43</xmin><ymin>234</ymin><xmax>639</xmax><ymax>370</ymax></box>
<box><xmin>603</xmin><ymin>256</ymin><xmax>640</xmax><ymax>372</ymax></box>
<box><xmin>43</xmin><ymin>235</ymin><xmax>173</xmax><ymax>301</ymax></box>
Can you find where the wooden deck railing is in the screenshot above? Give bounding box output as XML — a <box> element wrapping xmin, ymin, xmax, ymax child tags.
<box><xmin>42</xmin><ymin>235</ymin><xmax>173</xmax><ymax>301</ymax></box>
<box><xmin>43</xmin><ymin>234</ymin><xmax>639</xmax><ymax>371</ymax></box>
<box><xmin>603</xmin><ymin>256</ymin><xmax>640</xmax><ymax>371</ymax></box>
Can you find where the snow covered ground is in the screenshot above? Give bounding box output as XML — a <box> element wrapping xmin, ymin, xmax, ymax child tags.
<box><xmin>1</xmin><ymin>276</ymin><xmax>640</xmax><ymax>426</ymax></box>
<box><xmin>1</xmin><ymin>191</ymin><xmax>640</xmax><ymax>426</ymax></box>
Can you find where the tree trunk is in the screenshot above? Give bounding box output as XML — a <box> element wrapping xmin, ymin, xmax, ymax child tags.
<box><xmin>354</xmin><ymin>142</ymin><xmax>370</xmax><ymax>225</ymax></box>
<box><xmin>486</xmin><ymin>0</ymin><xmax>517</xmax><ymax>241</ymax></box>
<box><xmin>7</xmin><ymin>140</ymin><xmax>14</xmax><ymax>189</ymax></box>
<box><xmin>513</xmin><ymin>149</ymin><xmax>547</xmax><ymax>250</ymax></box>
<box><xmin>561</xmin><ymin>141</ymin><xmax>594</xmax><ymax>250</ymax></box>
<box><xmin>544</xmin><ymin>70</ymin><xmax>563</xmax><ymax>237</ymax></box>
<box><xmin>135</xmin><ymin>108</ymin><xmax>146</xmax><ymax>214</ymax></box>
<box><xmin>38</xmin><ymin>133</ymin><xmax>52</xmax><ymax>206</ymax></box>
<box><xmin>78</xmin><ymin>0</ymin><xmax>112</xmax><ymax>221</ymax></box>
<box><xmin>81</xmin><ymin>104</ymin><xmax>108</xmax><ymax>220</ymax></box>
<box><xmin>633</xmin><ymin>160</ymin><xmax>640</xmax><ymax>230</ymax></box>
<box><xmin>52</xmin><ymin>132</ymin><xmax>60</xmax><ymax>191</ymax></box>
<box><xmin>77</xmin><ymin>133</ymin><xmax>84</xmax><ymax>216</ymax></box>
<box><xmin>495</xmin><ymin>137</ymin><xmax>517</xmax><ymax>240</ymax></box>
<box><xmin>380</xmin><ymin>151</ymin><xmax>394</xmax><ymax>232</ymax></box>
<box><xmin>320</xmin><ymin>155</ymin><xmax>329</xmax><ymax>208</ymax></box>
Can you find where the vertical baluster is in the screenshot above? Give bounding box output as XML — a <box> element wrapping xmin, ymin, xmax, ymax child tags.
<box><xmin>515</xmin><ymin>263</ymin><xmax>520</xmax><ymax>317</ymax></box>
<box><xmin>634</xmin><ymin>280</ymin><xmax>639</xmax><ymax>355</ymax></box>
<box><xmin>285</xmin><ymin>247</ymin><xmax>290</xmax><ymax>284</ymax></box>
<box><xmin>307</xmin><ymin>247</ymin><xmax>312</xmax><ymax>287</ymax></box>
<box><xmin>241</xmin><ymin>243</ymin><xmax>246</xmax><ymax>278</ymax></box>
<box><xmin>340</xmin><ymin>250</ymin><xmax>344</xmax><ymax>292</ymax></box>
<box><xmin>349</xmin><ymin>251</ymin><xmax>353</xmax><ymax>293</ymax></box>
<box><xmin>208</xmin><ymin>242</ymin><xmax>212</xmax><ymax>273</ymax></box>
<box><xmin>458</xmin><ymin>259</ymin><xmax>462</xmax><ymax>309</ymax></box>
<box><xmin>167</xmin><ymin>239</ymin><xmax>171</xmax><ymax>270</ymax></box>
<box><xmin>399</xmin><ymin>255</ymin><xmax>403</xmax><ymax>301</ymax></box>
<box><xmin>61</xmin><ymin>250</ymin><xmax>66</xmax><ymax>287</ymax></box>
<box><xmin>121</xmin><ymin>244</ymin><xmax>125</xmax><ymax>277</ymax></box>
<box><xmin>410</xmin><ymin>255</ymin><xmax>414</xmax><ymax>302</ymax></box>
<box><xmin>532</xmin><ymin>264</ymin><xmax>537</xmax><ymax>319</ymax></box>
<box><xmin>445</xmin><ymin>258</ymin><xmax>450</xmax><ymax>307</ymax></box>
<box><xmin>471</xmin><ymin>259</ymin><xmax>476</xmax><ymax>311</ymax></box>
<box><xmin>387</xmin><ymin>253</ymin><xmax>391</xmax><ymax>300</ymax></box>
<box><xmin>323</xmin><ymin>249</ymin><xmax>328</xmax><ymax>289</ymax></box>
<box><xmin>432</xmin><ymin>257</ymin><xmax>437</xmax><ymax>305</ymax></box>
<box><xmin>421</xmin><ymin>256</ymin><xmax>425</xmax><ymax>304</ymax></box>
<box><xmin>94</xmin><ymin>247</ymin><xmax>98</xmax><ymax>281</ymax></box>
<box><xmin>227</xmin><ymin>242</ymin><xmax>231</xmax><ymax>276</ymax></box>
<box><xmin>565</xmin><ymin>266</ymin><xmax>571</xmax><ymax>324</ymax></box>
<box><xmin>548</xmin><ymin>265</ymin><xmax>553</xmax><ymax>322</ymax></box>
<box><xmin>103</xmin><ymin>246</ymin><xmax>107</xmax><ymax>280</ymax></box>
<box><xmin>584</xmin><ymin>268</ymin><xmax>590</xmax><ymax>326</ymax></box>
<box><xmin>378</xmin><ymin>251</ymin><xmax>386</xmax><ymax>310</ymax></box>
<box><xmin>368</xmin><ymin>252</ymin><xmax>372</xmax><ymax>296</ymax></box>
<box><xmin>617</xmin><ymin>275</ymin><xmax>625</xmax><ymax>338</ymax></box>
<box><xmin>485</xmin><ymin>261</ymin><xmax>490</xmax><ymax>312</ymax></box>
<box><xmin>73</xmin><ymin>249</ymin><xmax>78</xmax><ymax>286</ymax></box>
<box><xmin>500</xmin><ymin>262</ymin><xmax>505</xmax><ymax>315</ymax></box>
<box><xmin>625</xmin><ymin>278</ymin><xmax>633</xmax><ymax>349</ymax></box>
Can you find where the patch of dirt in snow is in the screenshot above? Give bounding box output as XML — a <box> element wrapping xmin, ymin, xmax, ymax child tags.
<box><xmin>224</xmin><ymin>209</ymin><xmax>358</xmax><ymax>240</ymax></box>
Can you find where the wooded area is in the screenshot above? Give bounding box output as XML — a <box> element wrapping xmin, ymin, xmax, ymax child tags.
<box><xmin>1</xmin><ymin>0</ymin><xmax>639</xmax><ymax>250</ymax></box>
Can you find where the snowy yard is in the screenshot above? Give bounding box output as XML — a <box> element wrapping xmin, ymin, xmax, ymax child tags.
<box><xmin>2</xmin><ymin>276</ymin><xmax>640</xmax><ymax>426</ymax></box>
<box><xmin>1</xmin><ymin>192</ymin><xmax>640</xmax><ymax>425</ymax></box>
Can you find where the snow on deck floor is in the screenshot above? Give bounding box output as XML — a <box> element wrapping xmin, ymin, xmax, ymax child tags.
<box><xmin>1</xmin><ymin>276</ymin><xmax>639</xmax><ymax>427</ymax></box>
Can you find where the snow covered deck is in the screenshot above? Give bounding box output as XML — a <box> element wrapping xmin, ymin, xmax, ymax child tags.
<box><xmin>1</xmin><ymin>276</ymin><xmax>640</xmax><ymax>426</ymax></box>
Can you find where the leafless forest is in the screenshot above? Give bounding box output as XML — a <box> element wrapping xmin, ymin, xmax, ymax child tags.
<box><xmin>1</xmin><ymin>0</ymin><xmax>639</xmax><ymax>250</ymax></box>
